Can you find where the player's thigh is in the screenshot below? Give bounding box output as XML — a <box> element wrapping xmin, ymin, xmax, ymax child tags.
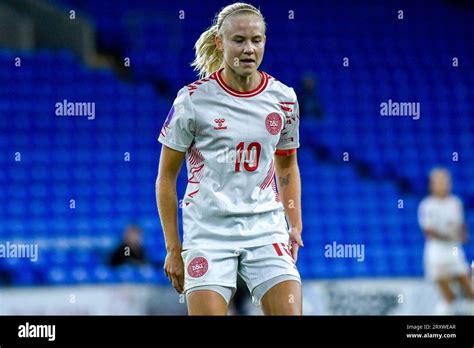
<box><xmin>261</xmin><ymin>278</ymin><xmax>302</xmax><ymax>315</ymax></box>
<box><xmin>239</xmin><ymin>243</ymin><xmax>302</xmax><ymax>314</ymax></box>
<box><xmin>436</xmin><ymin>278</ymin><xmax>455</xmax><ymax>300</ymax></box>
<box><xmin>187</xmin><ymin>288</ymin><xmax>229</xmax><ymax>315</ymax></box>
<box><xmin>182</xmin><ymin>248</ymin><xmax>238</xmax><ymax>314</ymax></box>
<box><xmin>455</xmin><ymin>274</ymin><xmax>474</xmax><ymax>298</ymax></box>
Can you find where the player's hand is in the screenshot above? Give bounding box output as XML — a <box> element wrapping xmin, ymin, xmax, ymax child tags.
<box><xmin>289</xmin><ymin>227</ymin><xmax>303</xmax><ymax>263</ymax></box>
<box><xmin>164</xmin><ymin>249</ymin><xmax>185</xmax><ymax>293</ymax></box>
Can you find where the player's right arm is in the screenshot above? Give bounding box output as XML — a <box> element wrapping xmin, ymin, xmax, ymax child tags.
<box><xmin>458</xmin><ymin>198</ymin><xmax>468</xmax><ymax>243</ymax></box>
<box><xmin>156</xmin><ymin>87</ymin><xmax>195</xmax><ymax>293</ymax></box>
<box><xmin>422</xmin><ymin>228</ymin><xmax>457</xmax><ymax>242</ymax></box>
<box><xmin>156</xmin><ymin>145</ymin><xmax>186</xmax><ymax>293</ymax></box>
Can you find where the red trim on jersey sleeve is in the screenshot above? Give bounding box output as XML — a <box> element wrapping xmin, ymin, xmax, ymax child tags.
<box><xmin>187</xmin><ymin>76</ymin><xmax>214</xmax><ymax>96</ymax></box>
<box><xmin>275</xmin><ymin>148</ymin><xmax>297</xmax><ymax>157</ymax></box>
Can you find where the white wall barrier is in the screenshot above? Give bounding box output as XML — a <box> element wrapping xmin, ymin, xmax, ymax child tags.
<box><xmin>0</xmin><ymin>278</ymin><xmax>470</xmax><ymax>315</ymax></box>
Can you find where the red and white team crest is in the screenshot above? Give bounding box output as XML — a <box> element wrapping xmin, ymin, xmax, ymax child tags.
<box><xmin>265</xmin><ymin>113</ymin><xmax>282</xmax><ymax>135</ymax></box>
<box><xmin>187</xmin><ymin>257</ymin><xmax>209</xmax><ymax>278</ymax></box>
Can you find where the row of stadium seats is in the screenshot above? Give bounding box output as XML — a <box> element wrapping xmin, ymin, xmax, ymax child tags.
<box><xmin>1</xmin><ymin>0</ymin><xmax>473</xmax><ymax>286</ymax></box>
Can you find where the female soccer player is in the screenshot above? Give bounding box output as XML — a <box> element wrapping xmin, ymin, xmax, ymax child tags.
<box><xmin>156</xmin><ymin>2</ymin><xmax>303</xmax><ymax>315</ymax></box>
<box><xmin>418</xmin><ymin>168</ymin><xmax>473</xmax><ymax>314</ymax></box>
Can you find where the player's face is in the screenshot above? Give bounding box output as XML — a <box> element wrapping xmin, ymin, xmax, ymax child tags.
<box><xmin>430</xmin><ymin>171</ymin><xmax>451</xmax><ymax>197</ymax></box>
<box><xmin>219</xmin><ymin>14</ymin><xmax>266</xmax><ymax>77</ymax></box>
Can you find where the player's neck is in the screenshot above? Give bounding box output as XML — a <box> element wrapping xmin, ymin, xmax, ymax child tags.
<box><xmin>220</xmin><ymin>67</ymin><xmax>262</xmax><ymax>93</ymax></box>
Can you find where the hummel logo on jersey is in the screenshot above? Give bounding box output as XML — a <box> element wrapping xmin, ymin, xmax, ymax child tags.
<box><xmin>214</xmin><ymin>118</ymin><xmax>227</xmax><ymax>130</ymax></box>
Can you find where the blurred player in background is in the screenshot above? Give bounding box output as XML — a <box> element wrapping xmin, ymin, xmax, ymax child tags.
<box><xmin>418</xmin><ymin>168</ymin><xmax>474</xmax><ymax>314</ymax></box>
<box><xmin>156</xmin><ymin>2</ymin><xmax>303</xmax><ymax>315</ymax></box>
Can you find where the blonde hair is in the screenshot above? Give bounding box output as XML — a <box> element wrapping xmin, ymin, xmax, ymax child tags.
<box><xmin>191</xmin><ymin>2</ymin><xmax>266</xmax><ymax>79</ymax></box>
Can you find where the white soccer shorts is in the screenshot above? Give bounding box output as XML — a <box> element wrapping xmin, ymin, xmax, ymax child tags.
<box><xmin>182</xmin><ymin>242</ymin><xmax>301</xmax><ymax>304</ymax></box>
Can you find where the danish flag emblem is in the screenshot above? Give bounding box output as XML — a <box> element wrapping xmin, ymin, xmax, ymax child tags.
<box><xmin>214</xmin><ymin>118</ymin><xmax>227</xmax><ymax>130</ymax></box>
<box><xmin>265</xmin><ymin>113</ymin><xmax>282</xmax><ymax>135</ymax></box>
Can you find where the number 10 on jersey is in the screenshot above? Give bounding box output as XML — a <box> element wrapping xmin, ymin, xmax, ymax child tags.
<box><xmin>235</xmin><ymin>142</ymin><xmax>261</xmax><ymax>172</ymax></box>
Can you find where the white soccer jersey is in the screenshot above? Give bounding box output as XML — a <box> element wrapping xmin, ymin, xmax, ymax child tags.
<box><xmin>418</xmin><ymin>195</ymin><xmax>469</xmax><ymax>280</ymax></box>
<box><xmin>158</xmin><ymin>68</ymin><xmax>300</xmax><ymax>249</ymax></box>
<box><xmin>418</xmin><ymin>195</ymin><xmax>464</xmax><ymax>243</ymax></box>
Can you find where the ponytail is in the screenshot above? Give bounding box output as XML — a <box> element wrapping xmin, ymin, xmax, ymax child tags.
<box><xmin>191</xmin><ymin>2</ymin><xmax>265</xmax><ymax>79</ymax></box>
<box><xmin>191</xmin><ymin>25</ymin><xmax>222</xmax><ymax>79</ymax></box>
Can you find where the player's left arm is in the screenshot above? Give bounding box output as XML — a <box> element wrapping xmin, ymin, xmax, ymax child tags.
<box><xmin>275</xmin><ymin>149</ymin><xmax>303</xmax><ymax>262</ymax></box>
<box><xmin>461</xmin><ymin>223</ymin><xmax>469</xmax><ymax>243</ymax></box>
<box><xmin>456</xmin><ymin>198</ymin><xmax>469</xmax><ymax>243</ymax></box>
<box><xmin>460</xmin><ymin>199</ymin><xmax>469</xmax><ymax>243</ymax></box>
